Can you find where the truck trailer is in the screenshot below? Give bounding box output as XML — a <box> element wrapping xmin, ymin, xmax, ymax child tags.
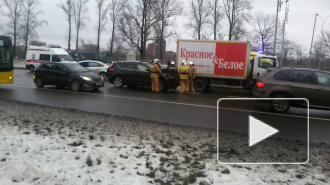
<box><xmin>176</xmin><ymin>40</ymin><xmax>277</xmax><ymax>92</ymax></box>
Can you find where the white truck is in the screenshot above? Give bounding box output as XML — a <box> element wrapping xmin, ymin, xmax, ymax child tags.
<box><xmin>25</xmin><ymin>46</ymin><xmax>76</xmax><ymax>72</ymax></box>
<box><xmin>176</xmin><ymin>40</ymin><xmax>277</xmax><ymax>92</ymax></box>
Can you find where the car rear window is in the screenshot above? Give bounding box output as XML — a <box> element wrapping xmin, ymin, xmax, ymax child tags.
<box><xmin>118</xmin><ymin>62</ymin><xmax>137</xmax><ymax>69</ymax></box>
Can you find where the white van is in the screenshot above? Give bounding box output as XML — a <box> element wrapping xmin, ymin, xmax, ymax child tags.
<box><xmin>25</xmin><ymin>46</ymin><xmax>76</xmax><ymax>72</ymax></box>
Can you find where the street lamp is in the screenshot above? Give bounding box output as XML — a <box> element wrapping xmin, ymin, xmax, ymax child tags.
<box><xmin>307</xmin><ymin>13</ymin><xmax>319</xmax><ymax>68</ymax></box>
<box><xmin>273</xmin><ymin>0</ymin><xmax>283</xmax><ymax>57</ymax></box>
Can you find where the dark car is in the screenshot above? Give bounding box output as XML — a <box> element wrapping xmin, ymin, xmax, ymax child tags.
<box><xmin>253</xmin><ymin>67</ymin><xmax>330</xmax><ymax>113</ymax></box>
<box><xmin>107</xmin><ymin>61</ymin><xmax>177</xmax><ymax>91</ymax></box>
<box><xmin>33</xmin><ymin>62</ymin><xmax>104</xmax><ymax>92</ymax></box>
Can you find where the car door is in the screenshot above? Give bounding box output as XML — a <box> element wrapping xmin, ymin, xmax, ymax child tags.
<box><xmin>86</xmin><ymin>62</ymin><xmax>101</xmax><ymax>73</ymax></box>
<box><xmin>313</xmin><ymin>72</ymin><xmax>330</xmax><ymax>108</ymax></box>
<box><xmin>135</xmin><ymin>63</ymin><xmax>151</xmax><ymax>85</ymax></box>
<box><xmin>289</xmin><ymin>70</ymin><xmax>320</xmax><ymax>106</ymax></box>
<box><xmin>53</xmin><ymin>64</ymin><xmax>71</xmax><ymax>87</ymax></box>
<box><xmin>41</xmin><ymin>63</ymin><xmax>56</xmax><ymax>84</ymax></box>
<box><xmin>117</xmin><ymin>62</ymin><xmax>137</xmax><ymax>84</ymax></box>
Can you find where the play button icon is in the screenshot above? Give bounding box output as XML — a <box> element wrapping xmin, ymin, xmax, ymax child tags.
<box><xmin>249</xmin><ymin>115</ymin><xmax>279</xmax><ymax>147</ymax></box>
<box><xmin>218</xmin><ymin>98</ymin><xmax>309</xmax><ymax>164</ymax></box>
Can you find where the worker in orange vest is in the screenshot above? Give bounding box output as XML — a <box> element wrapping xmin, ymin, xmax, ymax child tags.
<box><xmin>188</xmin><ymin>61</ymin><xmax>195</xmax><ymax>93</ymax></box>
<box><xmin>179</xmin><ymin>61</ymin><xmax>189</xmax><ymax>93</ymax></box>
<box><xmin>150</xmin><ymin>59</ymin><xmax>162</xmax><ymax>93</ymax></box>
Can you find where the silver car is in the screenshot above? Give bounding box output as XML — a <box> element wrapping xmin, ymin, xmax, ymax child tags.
<box><xmin>78</xmin><ymin>60</ymin><xmax>110</xmax><ymax>80</ymax></box>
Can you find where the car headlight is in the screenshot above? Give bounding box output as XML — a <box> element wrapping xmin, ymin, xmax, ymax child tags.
<box><xmin>81</xmin><ymin>76</ymin><xmax>92</xmax><ymax>81</ymax></box>
<box><xmin>100</xmin><ymin>76</ymin><xmax>104</xmax><ymax>80</ymax></box>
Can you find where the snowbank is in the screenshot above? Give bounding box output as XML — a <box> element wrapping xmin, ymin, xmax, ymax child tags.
<box><xmin>0</xmin><ymin>100</ymin><xmax>329</xmax><ymax>185</ymax></box>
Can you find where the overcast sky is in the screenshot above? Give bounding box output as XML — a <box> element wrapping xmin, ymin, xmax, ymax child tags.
<box><xmin>1</xmin><ymin>0</ymin><xmax>330</xmax><ymax>53</ymax></box>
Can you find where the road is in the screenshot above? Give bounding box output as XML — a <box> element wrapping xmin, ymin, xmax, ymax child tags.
<box><xmin>1</xmin><ymin>69</ymin><xmax>330</xmax><ymax>144</ymax></box>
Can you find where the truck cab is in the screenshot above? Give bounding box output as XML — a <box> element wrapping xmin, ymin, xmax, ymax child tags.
<box><xmin>249</xmin><ymin>52</ymin><xmax>277</xmax><ymax>80</ymax></box>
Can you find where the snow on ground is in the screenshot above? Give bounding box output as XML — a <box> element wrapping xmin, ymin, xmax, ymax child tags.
<box><xmin>0</xmin><ymin>100</ymin><xmax>329</xmax><ymax>185</ymax></box>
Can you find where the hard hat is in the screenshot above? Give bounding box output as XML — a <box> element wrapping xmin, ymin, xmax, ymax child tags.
<box><xmin>181</xmin><ymin>60</ymin><xmax>185</xmax><ymax>64</ymax></box>
<box><xmin>153</xmin><ymin>59</ymin><xmax>159</xmax><ymax>63</ymax></box>
<box><xmin>170</xmin><ymin>61</ymin><xmax>175</xmax><ymax>65</ymax></box>
<box><xmin>188</xmin><ymin>61</ymin><xmax>193</xmax><ymax>65</ymax></box>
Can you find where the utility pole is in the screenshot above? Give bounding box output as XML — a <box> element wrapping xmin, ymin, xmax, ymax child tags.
<box><xmin>280</xmin><ymin>0</ymin><xmax>289</xmax><ymax>67</ymax></box>
<box><xmin>308</xmin><ymin>13</ymin><xmax>318</xmax><ymax>68</ymax></box>
<box><xmin>273</xmin><ymin>0</ymin><xmax>282</xmax><ymax>57</ymax></box>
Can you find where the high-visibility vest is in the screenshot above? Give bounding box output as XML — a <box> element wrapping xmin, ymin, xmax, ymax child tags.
<box><xmin>150</xmin><ymin>64</ymin><xmax>159</xmax><ymax>79</ymax></box>
<box><xmin>179</xmin><ymin>66</ymin><xmax>189</xmax><ymax>79</ymax></box>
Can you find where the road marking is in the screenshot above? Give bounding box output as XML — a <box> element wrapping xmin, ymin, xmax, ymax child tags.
<box><xmin>3</xmin><ymin>84</ymin><xmax>330</xmax><ymax>122</ymax></box>
<box><xmin>3</xmin><ymin>84</ymin><xmax>216</xmax><ymax>109</ymax></box>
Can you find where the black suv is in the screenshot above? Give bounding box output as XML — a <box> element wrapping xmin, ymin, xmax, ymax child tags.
<box><xmin>107</xmin><ymin>61</ymin><xmax>175</xmax><ymax>91</ymax></box>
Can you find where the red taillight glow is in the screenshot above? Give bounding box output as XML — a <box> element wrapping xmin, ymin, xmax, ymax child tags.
<box><xmin>108</xmin><ymin>68</ymin><xmax>114</xmax><ymax>72</ymax></box>
<box><xmin>256</xmin><ymin>82</ymin><xmax>265</xmax><ymax>88</ymax></box>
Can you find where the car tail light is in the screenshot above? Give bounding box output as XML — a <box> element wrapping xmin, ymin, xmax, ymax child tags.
<box><xmin>108</xmin><ymin>68</ymin><xmax>114</xmax><ymax>72</ymax></box>
<box><xmin>256</xmin><ymin>82</ymin><xmax>265</xmax><ymax>88</ymax></box>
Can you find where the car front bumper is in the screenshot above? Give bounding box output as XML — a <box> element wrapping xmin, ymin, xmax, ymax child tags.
<box><xmin>82</xmin><ymin>81</ymin><xmax>104</xmax><ymax>90</ymax></box>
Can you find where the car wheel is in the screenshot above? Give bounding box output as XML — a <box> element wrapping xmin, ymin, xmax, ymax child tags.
<box><xmin>99</xmin><ymin>72</ymin><xmax>107</xmax><ymax>81</ymax></box>
<box><xmin>29</xmin><ymin>65</ymin><xmax>35</xmax><ymax>72</ymax></box>
<box><xmin>194</xmin><ymin>78</ymin><xmax>207</xmax><ymax>93</ymax></box>
<box><xmin>113</xmin><ymin>76</ymin><xmax>124</xmax><ymax>88</ymax></box>
<box><xmin>35</xmin><ymin>78</ymin><xmax>44</xmax><ymax>88</ymax></box>
<box><xmin>71</xmin><ymin>80</ymin><xmax>81</xmax><ymax>92</ymax></box>
<box><xmin>159</xmin><ymin>78</ymin><xmax>167</xmax><ymax>92</ymax></box>
<box><xmin>271</xmin><ymin>94</ymin><xmax>291</xmax><ymax>113</ymax></box>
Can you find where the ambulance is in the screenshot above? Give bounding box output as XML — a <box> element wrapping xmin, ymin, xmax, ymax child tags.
<box><xmin>25</xmin><ymin>46</ymin><xmax>76</xmax><ymax>72</ymax></box>
<box><xmin>176</xmin><ymin>40</ymin><xmax>277</xmax><ymax>92</ymax></box>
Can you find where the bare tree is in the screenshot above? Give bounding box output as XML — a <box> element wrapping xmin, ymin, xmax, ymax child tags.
<box><xmin>222</xmin><ymin>0</ymin><xmax>251</xmax><ymax>41</ymax></box>
<box><xmin>118</xmin><ymin>0</ymin><xmax>158</xmax><ymax>60</ymax></box>
<box><xmin>109</xmin><ymin>0</ymin><xmax>127</xmax><ymax>54</ymax></box>
<box><xmin>21</xmin><ymin>0</ymin><xmax>47</xmax><ymax>54</ymax></box>
<box><xmin>186</xmin><ymin>0</ymin><xmax>210</xmax><ymax>40</ymax></box>
<box><xmin>321</xmin><ymin>31</ymin><xmax>330</xmax><ymax>53</ymax></box>
<box><xmin>96</xmin><ymin>0</ymin><xmax>110</xmax><ymax>52</ymax></box>
<box><xmin>3</xmin><ymin>0</ymin><xmax>23</xmax><ymax>57</ymax></box>
<box><xmin>207</xmin><ymin>0</ymin><xmax>223</xmax><ymax>40</ymax></box>
<box><xmin>253</xmin><ymin>12</ymin><xmax>276</xmax><ymax>53</ymax></box>
<box><xmin>154</xmin><ymin>0</ymin><xmax>182</xmax><ymax>60</ymax></box>
<box><xmin>73</xmin><ymin>0</ymin><xmax>89</xmax><ymax>51</ymax></box>
<box><xmin>57</xmin><ymin>0</ymin><xmax>74</xmax><ymax>51</ymax></box>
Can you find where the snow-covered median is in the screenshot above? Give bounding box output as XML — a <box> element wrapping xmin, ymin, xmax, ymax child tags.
<box><xmin>0</xmin><ymin>100</ymin><xmax>329</xmax><ymax>185</ymax></box>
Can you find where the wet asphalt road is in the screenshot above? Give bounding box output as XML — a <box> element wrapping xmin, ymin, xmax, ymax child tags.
<box><xmin>1</xmin><ymin>69</ymin><xmax>330</xmax><ymax>144</ymax></box>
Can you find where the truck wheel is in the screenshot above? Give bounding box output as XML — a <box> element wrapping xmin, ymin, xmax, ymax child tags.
<box><xmin>271</xmin><ymin>94</ymin><xmax>291</xmax><ymax>113</ymax></box>
<box><xmin>29</xmin><ymin>65</ymin><xmax>35</xmax><ymax>72</ymax></box>
<box><xmin>194</xmin><ymin>78</ymin><xmax>207</xmax><ymax>93</ymax></box>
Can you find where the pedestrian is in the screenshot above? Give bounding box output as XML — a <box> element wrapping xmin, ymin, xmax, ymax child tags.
<box><xmin>150</xmin><ymin>59</ymin><xmax>162</xmax><ymax>93</ymax></box>
<box><xmin>188</xmin><ymin>61</ymin><xmax>195</xmax><ymax>93</ymax></box>
<box><xmin>167</xmin><ymin>61</ymin><xmax>177</xmax><ymax>92</ymax></box>
<box><xmin>179</xmin><ymin>60</ymin><xmax>189</xmax><ymax>93</ymax></box>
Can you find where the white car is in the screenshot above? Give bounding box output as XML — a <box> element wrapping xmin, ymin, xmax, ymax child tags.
<box><xmin>78</xmin><ymin>60</ymin><xmax>110</xmax><ymax>80</ymax></box>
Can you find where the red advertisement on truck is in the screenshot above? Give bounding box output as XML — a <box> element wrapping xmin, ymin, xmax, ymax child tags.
<box><xmin>177</xmin><ymin>40</ymin><xmax>251</xmax><ymax>80</ymax></box>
